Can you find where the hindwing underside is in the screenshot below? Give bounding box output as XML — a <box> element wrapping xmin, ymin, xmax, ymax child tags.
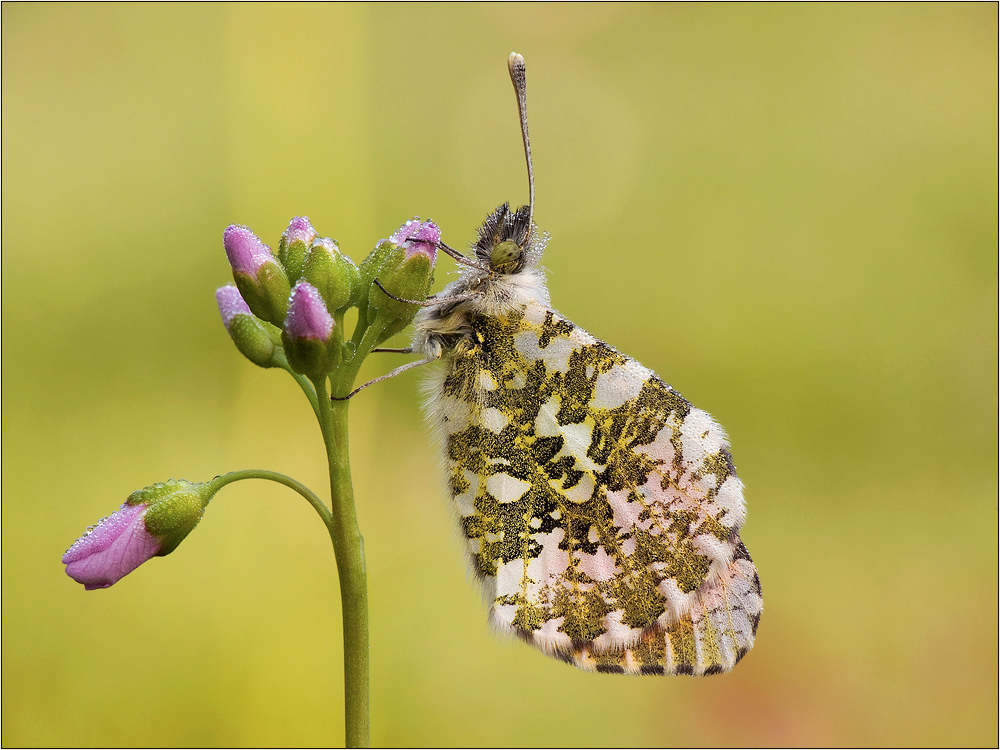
<box><xmin>428</xmin><ymin>302</ymin><xmax>762</xmax><ymax>675</ymax></box>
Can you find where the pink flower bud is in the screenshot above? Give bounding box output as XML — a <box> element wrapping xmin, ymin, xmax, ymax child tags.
<box><xmin>285</xmin><ymin>281</ymin><xmax>334</xmax><ymax>343</ymax></box>
<box><xmin>224</xmin><ymin>224</ymin><xmax>273</xmax><ymax>276</ymax></box>
<box><xmin>223</xmin><ymin>224</ymin><xmax>291</xmax><ymax>326</ymax></box>
<box><xmin>390</xmin><ymin>218</ymin><xmax>440</xmax><ymax>261</ymax></box>
<box><xmin>216</xmin><ymin>284</ymin><xmax>252</xmax><ymax>330</ymax></box>
<box><xmin>62</xmin><ymin>480</ymin><xmax>214</xmax><ymax>590</ymax></box>
<box><xmin>62</xmin><ymin>503</ymin><xmax>162</xmax><ymax>590</ymax></box>
<box><xmin>282</xmin><ymin>216</ymin><xmax>317</xmax><ymax>246</ymax></box>
<box><xmin>282</xmin><ymin>281</ymin><xmax>337</xmax><ymax>376</ymax></box>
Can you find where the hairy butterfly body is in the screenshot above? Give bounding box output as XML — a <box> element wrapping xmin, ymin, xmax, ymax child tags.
<box><xmin>411</xmin><ymin>54</ymin><xmax>761</xmax><ymax>675</ymax></box>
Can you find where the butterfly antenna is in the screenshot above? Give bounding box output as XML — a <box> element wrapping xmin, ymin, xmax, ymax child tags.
<box><xmin>507</xmin><ymin>52</ymin><xmax>534</xmax><ymax>236</ymax></box>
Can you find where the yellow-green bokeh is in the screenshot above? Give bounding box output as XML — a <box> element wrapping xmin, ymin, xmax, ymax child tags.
<box><xmin>3</xmin><ymin>4</ymin><xmax>996</xmax><ymax>746</ymax></box>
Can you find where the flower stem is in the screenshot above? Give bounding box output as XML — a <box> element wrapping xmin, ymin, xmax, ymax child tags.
<box><xmin>209</xmin><ymin>413</ymin><xmax>370</xmax><ymax>748</ymax></box>
<box><xmin>314</xmin><ymin>375</ymin><xmax>369</xmax><ymax>748</ymax></box>
<box><xmin>208</xmin><ymin>469</ymin><xmax>331</xmax><ymax>526</ymax></box>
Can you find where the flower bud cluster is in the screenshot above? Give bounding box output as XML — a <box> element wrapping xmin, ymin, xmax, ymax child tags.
<box><xmin>217</xmin><ymin>216</ymin><xmax>439</xmax><ymax>377</ymax></box>
<box><xmin>64</xmin><ymin>216</ymin><xmax>443</xmax><ymax>593</ymax></box>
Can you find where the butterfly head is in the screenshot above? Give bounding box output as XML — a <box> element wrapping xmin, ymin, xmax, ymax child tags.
<box><xmin>467</xmin><ymin>53</ymin><xmax>543</xmax><ymax>278</ymax></box>
<box><xmin>473</xmin><ymin>201</ymin><xmax>539</xmax><ymax>276</ymax></box>
<box><xmin>411</xmin><ymin>54</ymin><xmax>551</xmax><ymax>350</ymax></box>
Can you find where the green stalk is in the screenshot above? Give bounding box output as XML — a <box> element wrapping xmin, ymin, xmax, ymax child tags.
<box><xmin>234</xmin><ymin>299</ymin><xmax>394</xmax><ymax>746</ymax></box>
<box><xmin>208</xmin><ymin>469</ymin><xmax>331</xmax><ymax>526</ymax></box>
<box><xmin>314</xmin><ymin>374</ymin><xmax>369</xmax><ymax>748</ymax></box>
<box><xmin>208</xmin><ymin>370</ymin><xmax>371</xmax><ymax>747</ymax></box>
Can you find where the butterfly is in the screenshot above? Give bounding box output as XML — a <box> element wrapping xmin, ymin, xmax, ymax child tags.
<box><xmin>408</xmin><ymin>53</ymin><xmax>761</xmax><ymax>675</ymax></box>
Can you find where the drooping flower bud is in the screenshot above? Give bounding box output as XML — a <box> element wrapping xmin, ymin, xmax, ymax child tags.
<box><xmin>281</xmin><ymin>281</ymin><xmax>337</xmax><ymax>377</ymax></box>
<box><xmin>216</xmin><ymin>285</ymin><xmax>280</xmax><ymax>368</ymax></box>
<box><xmin>360</xmin><ymin>218</ymin><xmax>439</xmax><ymax>345</ymax></box>
<box><xmin>303</xmin><ymin>237</ymin><xmax>362</xmax><ymax>314</ymax></box>
<box><xmin>62</xmin><ymin>479</ymin><xmax>216</xmax><ymax>590</ymax></box>
<box><xmin>278</xmin><ymin>216</ymin><xmax>317</xmax><ymax>284</ymax></box>
<box><xmin>224</xmin><ymin>224</ymin><xmax>291</xmax><ymax>326</ymax></box>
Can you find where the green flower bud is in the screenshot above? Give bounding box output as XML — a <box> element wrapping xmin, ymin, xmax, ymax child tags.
<box><xmin>363</xmin><ymin>218</ymin><xmax>439</xmax><ymax>346</ymax></box>
<box><xmin>278</xmin><ymin>216</ymin><xmax>317</xmax><ymax>284</ymax></box>
<box><xmin>132</xmin><ymin>479</ymin><xmax>215</xmax><ymax>555</ymax></box>
<box><xmin>303</xmin><ymin>237</ymin><xmax>362</xmax><ymax>314</ymax></box>
<box><xmin>216</xmin><ymin>285</ymin><xmax>281</xmax><ymax>368</ymax></box>
<box><xmin>358</xmin><ymin>240</ymin><xmax>401</xmax><ymax>311</ymax></box>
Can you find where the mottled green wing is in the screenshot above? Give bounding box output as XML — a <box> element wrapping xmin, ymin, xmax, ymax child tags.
<box><xmin>429</xmin><ymin>301</ymin><xmax>761</xmax><ymax>675</ymax></box>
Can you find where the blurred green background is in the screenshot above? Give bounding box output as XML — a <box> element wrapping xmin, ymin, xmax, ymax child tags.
<box><xmin>3</xmin><ymin>4</ymin><xmax>996</xmax><ymax>747</ymax></box>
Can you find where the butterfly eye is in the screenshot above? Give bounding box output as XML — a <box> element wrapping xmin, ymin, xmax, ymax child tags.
<box><xmin>490</xmin><ymin>240</ymin><xmax>521</xmax><ymax>271</ymax></box>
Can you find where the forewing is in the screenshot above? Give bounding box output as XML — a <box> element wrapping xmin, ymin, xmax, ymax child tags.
<box><xmin>429</xmin><ymin>301</ymin><xmax>761</xmax><ymax>675</ymax></box>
